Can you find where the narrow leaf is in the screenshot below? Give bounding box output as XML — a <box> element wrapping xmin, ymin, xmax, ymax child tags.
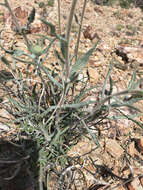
<box><xmin>55</xmin><ymin>50</ymin><xmax>65</xmax><ymax>64</ymax></box>
<box><xmin>38</xmin><ymin>64</ymin><xmax>63</xmax><ymax>89</ymax></box>
<box><xmin>128</xmin><ymin>68</ymin><xmax>136</xmax><ymax>90</ymax></box>
<box><xmin>40</xmin><ymin>19</ymin><xmax>56</xmax><ymax>36</ymax></box>
<box><xmin>116</xmin><ymin>109</ymin><xmax>143</xmax><ymax>129</ymax></box>
<box><xmin>109</xmin><ymin>76</ymin><xmax>113</xmax><ymax>95</ymax></box>
<box><xmin>1</xmin><ymin>56</ymin><xmax>11</xmax><ymax>67</ymax></box>
<box><xmin>27</xmin><ymin>7</ymin><xmax>35</xmax><ymax>25</ymax></box>
<box><xmin>60</xmin><ymin>34</ymin><xmax>67</xmax><ymax>59</ymax></box>
<box><xmin>0</xmin><ymin>45</ymin><xmax>14</xmax><ymax>54</ymax></box>
<box><xmin>71</xmin><ymin>41</ymin><xmax>99</xmax><ymax>75</ymax></box>
<box><xmin>40</xmin><ymin>100</ymin><xmax>94</xmax><ymax>118</ymax></box>
<box><xmin>101</xmin><ymin>61</ymin><xmax>113</xmax><ymax>100</ymax></box>
<box><xmin>81</xmin><ymin>119</ymin><xmax>101</xmax><ymax>147</ymax></box>
<box><xmin>74</xmin><ymin>14</ymin><xmax>79</xmax><ymax>24</ymax></box>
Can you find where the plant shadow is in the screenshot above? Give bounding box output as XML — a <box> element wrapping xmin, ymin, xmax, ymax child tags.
<box><xmin>0</xmin><ymin>137</ymin><xmax>40</xmax><ymax>190</ymax></box>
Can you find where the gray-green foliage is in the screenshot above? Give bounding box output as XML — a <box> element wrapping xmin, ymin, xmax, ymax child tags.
<box><xmin>0</xmin><ymin>1</ymin><xmax>99</xmax><ymax>188</ymax></box>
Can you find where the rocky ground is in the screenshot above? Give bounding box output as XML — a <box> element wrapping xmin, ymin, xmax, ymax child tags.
<box><xmin>0</xmin><ymin>0</ymin><xmax>143</xmax><ymax>190</ymax></box>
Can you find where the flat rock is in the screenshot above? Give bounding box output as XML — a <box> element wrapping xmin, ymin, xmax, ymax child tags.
<box><xmin>116</xmin><ymin>44</ymin><xmax>143</xmax><ymax>64</ymax></box>
<box><xmin>127</xmin><ymin>178</ymin><xmax>143</xmax><ymax>190</ymax></box>
<box><xmin>128</xmin><ymin>141</ymin><xmax>135</xmax><ymax>157</ymax></box>
<box><xmin>105</xmin><ymin>139</ymin><xmax>124</xmax><ymax>159</ymax></box>
<box><xmin>137</xmin><ymin>137</ymin><xmax>143</xmax><ymax>155</ymax></box>
<box><xmin>88</xmin><ymin>67</ymin><xmax>99</xmax><ymax>84</ymax></box>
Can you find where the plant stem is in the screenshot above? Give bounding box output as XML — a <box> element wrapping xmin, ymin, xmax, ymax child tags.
<box><xmin>55</xmin><ymin>0</ymin><xmax>77</xmax><ymax>124</ymax></box>
<box><xmin>65</xmin><ymin>0</ymin><xmax>77</xmax><ymax>80</ymax></box>
<box><xmin>57</xmin><ymin>0</ymin><xmax>61</xmax><ymax>35</ymax></box>
<box><xmin>75</xmin><ymin>0</ymin><xmax>87</xmax><ymax>61</ymax></box>
<box><xmin>39</xmin><ymin>160</ymin><xmax>44</xmax><ymax>190</ymax></box>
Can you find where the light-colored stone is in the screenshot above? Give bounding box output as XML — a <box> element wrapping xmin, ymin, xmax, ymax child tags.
<box><xmin>105</xmin><ymin>139</ymin><xmax>124</xmax><ymax>159</ymax></box>
<box><xmin>128</xmin><ymin>141</ymin><xmax>135</xmax><ymax>156</ymax></box>
<box><xmin>116</xmin><ymin>44</ymin><xmax>143</xmax><ymax>64</ymax></box>
<box><xmin>137</xmin><ymin>137</ymin><xmax>143</xmax><ymax>155</ymax></box>
<box><xmin>140</xmin><ymin>177</ymin><xmax>143</xmax><ymax>187</ymax></box>
<box><xmin>127</xmin><ymin>178</ymin><xmax>143</xmax><ymax>190</ymax></box>
<box><xmin>88</xmin><ymin>67</ymin><xmax>99</xmax><ymax>84</ymax></box>
<box><xmin>133</xmin><ymin>167</ymin><xmax>143</xmax><ymax>176</ymax></box>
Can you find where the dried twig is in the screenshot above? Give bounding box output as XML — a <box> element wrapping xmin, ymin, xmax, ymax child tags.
<box><xmin>4</xmin><ymin>163</ymin><xmax>21</xmax><ymax>180</ymax></box>
<box><xmin>0</xmin><ymin>155</ymin><xmax>30</xmax><ymax>164</ymax></box>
